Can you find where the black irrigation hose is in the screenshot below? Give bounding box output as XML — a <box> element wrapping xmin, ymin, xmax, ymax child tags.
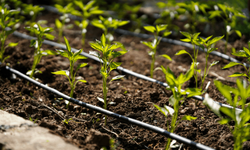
<box><xmin>10</xmin><ymin>29</ymin><xmax>243</xmax><ymax>112</ymax></box>
<box><xmin>41</xmin><ymin>5</ymin><xmax>250</xmax><ymax>68</ymax></box>
<box><xmin>5</xmin><ymin>65</ymin><xmax>214</xmax><ymax>150</ymax></box>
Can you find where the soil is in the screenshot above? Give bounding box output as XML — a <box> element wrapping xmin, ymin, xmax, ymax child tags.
<box><xmin>1</xmin><ymin>10</ymin><xmax>250</xmax><ymax>150</ymax></box>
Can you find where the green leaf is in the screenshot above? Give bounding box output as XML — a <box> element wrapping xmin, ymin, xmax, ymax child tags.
<box><xmin>180</xmin><ymin>38</ymin><xmax>191</xmax><ymax>42</ymax></box>
<box><xmin>160</xmin><ymin>54</ymin><xmax>172</xmax><ymax>61</ymax></box>
<box><xmin>90</xmin><ymin>42</ymin><xmax>103</xmax><ymax>52</ymax></box>
<box><xmin>156</xmin><ymin>24</ymin><xmax>167</xmax><ymax>32</ymax></box>
<box><xmin>181</xmin><ymin>115</ymin><xmax>197</xmax><ymax>121</ymax></box>
<box><xmin>73</xmin><ymin>49</ymin><xmax>83</xmax><ymax>58</ymax></box>
<box><xmin>185</xmin><ymin>88</ymin><xmax>201</xmax><ymax>97</ymax></box>
<box><xmin>78</xmin><ymin>63</ymin><xmax>88</xmax><ymax>68</ymax></box>
<box><xmin>91</xmin><ymin>20</ymin><xmax>106</xmax><ymax>30</ymax></box>
<box><xmin>153</xmin><ymin>104</ymin><xmax>169</xmax><ymax>117</ymax></box>
<box><xmin>78</xmin><ymin>79</ymin><xmax>87</xmax><ymax>83</ymax></box>
<box><xmin>209</xmin><ymin>35</ymin><xmax>224</xmax><ymax>45</ymax></box>
<box><xmin>118</xmin><ymin>20</ymin><xmax>130</xmax><ymax>26</ymax></box>
<box><xmin>163</xmin><ymin>31</ymin><xmax>172</xmax><ymax>37</ymax></box>
<box><xmin>175</xmin><ymin>50</ymin><xmax>190</xmax><ymax>55</ymax></box>
<box><xmin>44</xmin><ymin>33</ymin><xmax>54</xmax><ymax>40</ymax></box>
<box><xmin>218</xmin><ymin>118</ymin><xmax>231</xmax><ymax>125</ymax></box>
<box><xmin>222</xmin><ymin>62</ymin><xmax>243</xmax><ymax>69</ymax></box>
<box><xmin>43</xmin><ymin>49</ymin><xmax>58</xmax><ymax>55</ymax></box>
<box><xmin>192</xmin><ymin>32</ymin><xmax>200</xmax><ymax>41</ymax></box>
<box><xmin>8</xmin><ymin>42</ymin><xmax>18</xmax><ymax>47</ymax></box>
<box><xmin>75</xmin><ymin>55</ymin><xmax>88</xmax><ymax>60</ymax></box>
<box><xmin>214</xmin><ymin>80</ymin><xmax>232</xmax><ymax>105</ymax></box>
<box><xmin>229</xmin><ymin>73</ymin><xmax>248</xmax><ymax>77</ymax></box>
<box><xmin>55</xmin><ymin>19</ymin><xmax>62</xmax><ymax>29</ymax></box>
<box><xmin>101</xmin><ymin>34</ymin><xmax>106</xmax><ymax>47</ymax></box>
<box><xmin>141</xmin><ymin>41</ymin><xmax>154</xmax><ymax>49</ymax></box>
<box><xmin>180</xmin><ymin>31</ymin><xmax>191</xmax><ymax>39</ymax></box>
<box><xmin>110</xmin><ymin>62</ymin><xmax>121</xmax><ymax>72</ymax></box>
<box><xmin>52</xmin><ymin>70</ymin><xmax>68</xmax><ymax>76</ymax></box>
<box><xmin>144</xmin><ymin>26</ymin><xmax>156</xmax><ymax>33</ymax></box>
<box><xmin>64</xmin><ymin>36</ymin><xmax>71</xmax><ymax>53</ymax></box>
<box><xmin>210</xmin><ymin>61</ymin><xmax>219</xmax><ymax>67</ymax></box>
<box><xmin>235</xmin><ymin>30</ymin><xmax>242</xmax><ymax>38</ymax></box>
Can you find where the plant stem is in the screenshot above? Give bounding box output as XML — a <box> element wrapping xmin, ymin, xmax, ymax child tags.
<box><xmin>224</xmin><ymin>32</ymin><xmax>229</xmax><ymax>54</ymax></box>
<box><xmin>0</xmin><ymin>34</ymin><xmax>6</xmax><ymax>62</ymax></box>
<box><xmin>150</xmin><ymin>53</ymin><xmax>155</xmax><ymax>78</ymax></box>
<box><xmin>82</xmin><ymin>32</ymin><xmax>86</xmax><ymax>47</ymax></box>
<box><xmin>103</xmin><ymin>75</ymin><xmax>108</xmax><ymax>125</ymax></box>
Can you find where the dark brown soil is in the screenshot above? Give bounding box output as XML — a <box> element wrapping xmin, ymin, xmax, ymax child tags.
<box><xmin>1</xmin><ymin>11</ymin><xmax>250</xmax><ymax>150</ymax></box>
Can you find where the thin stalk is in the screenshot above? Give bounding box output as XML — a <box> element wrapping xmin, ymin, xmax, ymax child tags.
<box><xmin>225</xmin><ymin>32</ymin><xmax>229</xmax><ymax>54</ymax></box>
<box><xmin>82</xmin><ymin>32</ymin><xmax>86</xmax><ymax>47</ymax></box>
<box><xmin>201</xmin><ymin>53</ymin><xmax>209</xmax><ymax>89</ymax></box>
<box><xmin>58</xmin><ymin>19</ymin><xmax>65</xmax><ymax>43</ymax></box>
<box><xmin>0</xmin><ymin>34</ymin><xmax>6</xmax><ymax>62</ymax></box>
<box><xmin>69</xmin><ymin>60</ymin><xmax>74</xmax><ymax>98</ymax></box>
<box><xmin>150</xmin><ymin>53</ymin><xmax>155</xmax><ymax>78</ymax></box>
<box><xmin>103</xmin><ymin>75</ymin><xmax>108</xmax><ymax>125</ymax></box>
<box><xmin>192</xmin><ymin>44</ymin><xmax>198</xmax><ymax>88</ymax></box>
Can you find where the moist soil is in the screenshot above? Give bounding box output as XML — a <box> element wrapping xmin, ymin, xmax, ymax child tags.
<box><xmin>1</xmin><ymin>11</ymin><xmax>250</xmax><ymax>150</ymax></box>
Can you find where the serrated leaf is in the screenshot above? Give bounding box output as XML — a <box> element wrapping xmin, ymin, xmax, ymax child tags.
<box><xmin>181</xmin><ymin>115</ymin><xmax>197</xmax><ymax>121</ymax></box>
<box><xmin>222</xmin><ymin>62</ymin><xmax>243</xmax><ymax>69</ymax></box>
<box><xmin>160</xmin><ymin>54</ymin><xmax>172</xmax><ymax>61</ymax></box>
<box><xmin>144</xmin><ymin>26</ymin><xmax>156</xmax><ymax>33</ymax></box>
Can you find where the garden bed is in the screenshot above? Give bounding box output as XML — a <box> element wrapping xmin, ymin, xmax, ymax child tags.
<box><xmin>1</xmin><ymin>9</ymin><xmax>250</xmax><ymax>150</ymax></box>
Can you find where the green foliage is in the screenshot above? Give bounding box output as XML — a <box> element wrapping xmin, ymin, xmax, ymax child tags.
<box><xmin>204</xmin><ymin>79</ymin><xmax>250</xmax><ymax>150</ymax></box>
<box><xmin>141</xmin><ymin>24</ymin><xmax>172</xmax><ymax>78</ymax></box>
<box><xmin>209</xmin><ymin>3</ymin><xmax>245</xmax><ymax>53</ymax></box>
<box><xmin>90</xmin><ymin>34</ymin><xmax>127</xmax><ymax>125</ymax></box>
<box><xmin>72</xmin><ymin>0</ymin><xmax>103</xmax><ymax>46</ymax></box>
<box><xmin>154</xmin><ymin>63</ymin><xmax>200</xmax><ymax>150</ymax></box>
<box><xmin>91</xmin><ymin>16</ymin><xmax>129</xmax><ymax>44</ymax></box>
<box><xmin>178</xmin><ymin>31</ymin><xmax>223</xmax><ymax>90</ymax></box>
<box><xmin>22</xmin><ymin>4</ymin><xmax>44</xmax><ymax>25</ymax></box>
<box><xmin>63</xmin><ymin>118</ymin><xmax>73</xmax><ymax>124</ymax></box>
<box><xmin>52</xmin><ymin>37</ymin><xmax>87</xmax><ymax>107</ymax></box>
<box><xmin>0</xmin><ymin>7</ymin><xmax>20</xmax><ymax>63</ymax></box>
<box><xmin>25</xmin><ymin>24</ymin><xmax>56</xmax><ymax>78</ymax></box>
<box><xmin>222</xmin><ymin>45</ymin><xmax>250</xmax><ymax>82</ymax></box>
<box><xmin>55</xmin><ymin>3</ymin><xmax>74</xmax><ymax>43</ymax></box>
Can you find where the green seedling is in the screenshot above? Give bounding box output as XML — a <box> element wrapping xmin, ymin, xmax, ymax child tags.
<box><xmin>63</xmin><ymin>118</ymin><xmax>73</xmax><ymax>124</ymax></box>
<box><xmin>0</xmin><ymin>7</ymin><xmax>20</xmax><ymax>63</ymax></box>
<box><xmin>72</xmin><ymin>0</ymin><xmax>103</xmax><ymax>46</ymax></box>
<box><xmin>154</xmin><ymin>63</ymin><xmax>200</xmax><ymax>150</ymax></box>
<box><xmin>177</xmin><ymin>32</ymin><xmax>224</xmax><ymax>90</ymax></box>
<box><xmin>209</xmin><ymin>3</ymin><xmax>245</xmax><ymax>53</ymax></box>
<box><xmin>204</xmin><ymin>79</ymin><xmax>250</xmax><ymax>150</ymax></box>
<box><xmin>25</xmin><ymin>23</ymin><xmax>56</xmax><ymax>78</ymax></box>
<box><xmin>141</xmin><ymin>25</ymin><xmax>172</xmax><ymax>78</ymax></box>
<box><xmin>55</xmin><ymin>3</ymin><xmax>74</xmax><ymax>43</ymax></box>
<box><xmin>177</xmin><ymin>1</ymin><xmax>210</xmax><ymax>33</ymax></box>
<box><xmin>52</xmin><ymin>37</ymin><xmax>87</xmax><ymax>107</ymax></box>
<box><xmin>222</xmin><ymin>44</ymin><xmax>250</xmax><ymax>82</ymax></box>
<box><xmin>91</xmin><ymin>16</ymin><xmax>129</xmax><ymax>44</ymax></box>
<box><xmin>89</xmin><ymin>34</ymin><xmax>127</xmax><ymax>125</ymax></box>
<box><xmin>29</xmin><ymin>115</ymin><xmax>38</xmax><ymax>123</ymax></box>
<box><xmin>22</xmin><ymin>4</ymin><xmax>44</xmax><ymax>25</ymax></box>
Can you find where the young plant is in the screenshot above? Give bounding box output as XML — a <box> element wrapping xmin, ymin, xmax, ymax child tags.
<box><xmin>222</xmin><ymin>45</ymin><xmax>250</xmax><ymax>82</ymax></box>
<box><xmin>204</xmin><ymin>79</ymin><xmax>250</xmax><ymax>150</ymax></box>
<box><xmin>22</xmin><ymin>4</ymin><xmax>44</xmax><ymax>25</ymax></box>
<box><xmin>177</xmin><ymin>32</ymin><xmax>223</xmax><ymax>90</ymax></box>
<box><xmin>25</xmin><ymin>23</ymin><xmax>56</xmax><ymax>78</ymax></box>
<box><xmin>0</xmin><ymin>7</ymin><xmax>20</xmax><ymax>63</ymax></box>
<box><xmin>141</xmin><ymin>25</ymin><xmax>172</xmax><ymax>78</ymax></box>
<box><xmin>55</xmin><ymin>3</ymin><xmax>74</xmax><ymax>43</ymax></box>
<box><xmin>91</xmin><ymin>16</ymin><xmax>129</xmax><ymax>44</ymax></box>
<box><xmin>154</xmin><ymin>63</ymin><xmax>200</xmax><ymax>150</ymax></box>
<box><xmin>52</xmin><ymin>37</ymin><xmax>87</xmax><ymax>107</ymax></box>
<box><xmin>89</xmin><ymin>34</ymin><xmax>127</xmax><ymax>125</ymax></box>
<box><xmin>71</xmin><ymin>0</ymin><xmax>103</xmax><ymax>46</ymax></box>
<box><xmin>209</xmin><ymin>3</ymin><xmax>246</xmax><ymax>53</ymax></box>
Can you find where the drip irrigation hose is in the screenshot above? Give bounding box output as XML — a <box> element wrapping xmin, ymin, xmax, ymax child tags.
<box><xmin>10</xmin><ymin>29</ymin><xmax>243</xmax><ymax>112</ymax></box>
<box><xmin>41</xmin><ymin>5</ymin><xmax>250</xmax><ymax>68</ymax></box>
<box><xmin>4</xmin><ymin>65</ymin><xmax>214</xmax><ymax>150</ymax></box>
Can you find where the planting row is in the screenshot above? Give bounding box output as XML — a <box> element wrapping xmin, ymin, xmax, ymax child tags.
<box><xmin>1</xmin><ymin>0</ymin><xmax>250</xmax><ymax>149</ymax></box>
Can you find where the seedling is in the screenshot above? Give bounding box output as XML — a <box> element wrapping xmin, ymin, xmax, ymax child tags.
<box><xmin>204</xmin><ymin>79</ymin><xmax>250</xmax><ymax>150</ymax></box>
<box><xmin>222</xmin><ymin>44</ymin><xmax>250</xmax><ymax>82</ymax></box>
<box><xmin>91</xmin><ymin>16</ymin><xmax>129</xmax><ymax>44</ymax></box>
<box><xmin>63</xmin><ymin>118</ymin><xmax>73</xmax><ymax>124</ymax></box>
<box><xmin>52</xmin><ymin>37</ymin><xmax>87</xmax><ymax>107</ymax></box>
<box><xmin>25</xmin><ymin>23</ymin><xmax>56</xmax><ymax>78</ymax></box>
<box><xmin>141</xmin><ymin>24</ymin><xmax>172</xmax><ymax>78</ymax></box>
<box><xmin>22</xmin><ymin>4</ymin><xmax>44</xmax><ymax>25</ymax></box>
<box><xmin>177</xmin><ymin>32</ymin><xmax>224</xmax><ymax>90</ymax></box>
<box><xmin>177</xmin><ymin>32</ymin><xmax>223</xmax><ymax>90</ymax></box>
<box><xmin>55</xmin><ymin>3</ymin><xmax>74</xmax><ymax>43</ymax></box>
<box><xmin>154</xmin><ymin>63</ymin><xmax>200</xmax><ymax>150</ymax></box>
<box><xmin>0</xmin><ymin>7</ymin><xmax>20</xmax><ymax>63</ymax></box>
<box><xmin>90</xmin><ymin>34</ymin><xmax>127</xmax><ymax>125</ymax></box>
<box><xmin>71</xmin><ymin>0</ymin><xmax>103</xmax><ymax>46</ymax></box>
<box><xmin>209</xmin><ymin>3</ymin><xmax>245</xmax><ymax>53</ymax></box>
